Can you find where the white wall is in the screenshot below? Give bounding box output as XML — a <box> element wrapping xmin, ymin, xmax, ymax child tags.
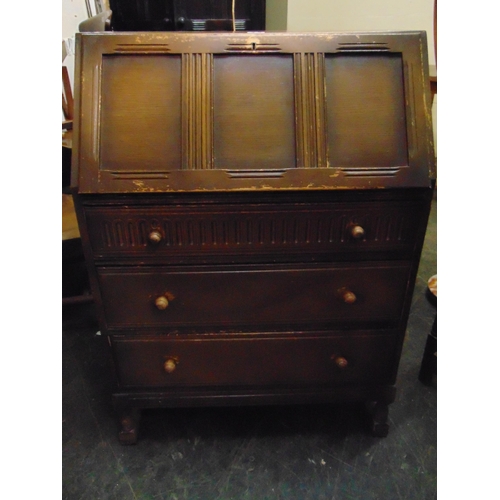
<box><xmin>287</xmin><ymin>0</ymin><xmax>435</xmax><ymax>65</ymax></box>
<box><xmin>266</xmin><ymin>0</ymin><xmax>288</xmax><ymax>31</ymax></box>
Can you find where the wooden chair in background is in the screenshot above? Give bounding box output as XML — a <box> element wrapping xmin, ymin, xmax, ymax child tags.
<box><xmin>63</xmin><ymin>57</ymin><xmax>92</xmax><ymax>306</ymax></box>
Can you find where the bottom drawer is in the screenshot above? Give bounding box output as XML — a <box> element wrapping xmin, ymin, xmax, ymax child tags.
<box><xmin>112</xmin><ymin>334</ymin><xmax>398</xmax><ymax>388</ymax></box>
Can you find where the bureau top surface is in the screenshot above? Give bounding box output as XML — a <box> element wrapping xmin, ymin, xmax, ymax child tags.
<box><xmin>72</xmin><ymin>31</ymin><xmax>435</xmax><ymax>194</ymax></box>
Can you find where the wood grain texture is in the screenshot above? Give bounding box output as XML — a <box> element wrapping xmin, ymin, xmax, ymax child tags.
<box><xmin>213</xmin><ymin>54</ymin><xmax>296</xmax><ymax>170</ymax></box>
<box><xmin>325</xmin><ymin>53</ymin><xmax>408</xmax><ymax>169</ymax></box>
<box><xmin>100</xmin><ymin>55</ymin><xmax>182</xmax><ymax>171</ymax></box>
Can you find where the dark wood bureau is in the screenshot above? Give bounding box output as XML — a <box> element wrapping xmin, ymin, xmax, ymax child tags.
<box><xmin>71</xmin><ymin>31</ymin><xmax>435</xmax><ymax>444</ymax></box>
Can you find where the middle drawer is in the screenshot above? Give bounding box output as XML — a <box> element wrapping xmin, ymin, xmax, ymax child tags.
<box><xmin>98</xmin><ymin>262</ymin><xmax>411</xmax><ymax>331</ymax></box>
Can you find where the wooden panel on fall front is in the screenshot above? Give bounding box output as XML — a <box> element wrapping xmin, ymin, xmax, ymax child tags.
<box><xmin>99</xmin><ymin>55</ymin><xmax>182</xmax><ymax>171</ymax></box>
<box><xmin>213</xmin><ymin>54</ymin><xmax>296</xmax><ymax>170</ymax></box>
<box><xmin>325</xmin><ymin>53</ymin><xmax>408</xmax><ymax>169</ymax></box>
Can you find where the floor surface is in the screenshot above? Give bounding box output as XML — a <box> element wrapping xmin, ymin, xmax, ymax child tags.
<box><xmin>62</xmin><ymin>197</ymin><xmax>437</xmax><ymax>500</ymax></box>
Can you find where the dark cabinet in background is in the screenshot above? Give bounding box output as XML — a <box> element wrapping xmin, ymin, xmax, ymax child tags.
<box><xmin>109</xmin><ymin>0</ymin><xmax>266</xmax><ymax>31</ymax></box>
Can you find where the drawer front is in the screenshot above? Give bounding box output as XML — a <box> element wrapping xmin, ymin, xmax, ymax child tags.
<box><xmin>84</xmin><ymin>201</ymin><xmax>424</xmax><ymax>262</ymax></box>
<box><xmin>98</xmin><ymin>263</ymin><xmax>411</xmax><ymax>331</ymax></box>
<box><xmin>112</xmin><ymin>334</ymin><xmax>398</xmax><ymax>388</ymax></box>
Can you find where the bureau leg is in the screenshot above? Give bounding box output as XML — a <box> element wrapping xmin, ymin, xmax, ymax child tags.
<box><xmin>366</xmin><ymin>401</ymin><xmax>390</xmax><ymax>437</ymax></box>
<box><xmin>118</xmin><ymin>408</ymin><xmax>141</xmax><ymax>445</ymax></box>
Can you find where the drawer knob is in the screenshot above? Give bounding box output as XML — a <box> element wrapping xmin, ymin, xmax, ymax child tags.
<box><xmin>163</xmin><ymin>358</ymin><xmax>177</xmax><ymax>373</ymax></box>
<box><xmin>342</xmin><ymin>290</ymin><xmax>357</xmax><ymax>304</ymax></box>
<box><xmin>148</xmin><ymin>230</ymin><xmax>162</xmax><ymax>244</ymax></box>
<box><xmin>333</xmin><ymin>356</ymin><xmax>349</xmax><ymax>369</ymax></box>
<box><xmin>155</xmin><ymin>296</ymin><xmax>169</xmax><ymax>310</ymax></box>
<box><xmin>350</xmin><ymin>225</ymin><xmax>365</xmax><ymax>239</ymax></box>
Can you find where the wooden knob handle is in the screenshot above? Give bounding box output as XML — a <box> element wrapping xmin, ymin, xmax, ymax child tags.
<box><xmin>164</xmin><ymin>358</ymin><xmax>177</xmax><ymax>373</ymax></box>
<box><xmin>350</xmin><ymin>225</ymin><xmax>365</xmax><ymax>239</ymax></box>
<box><xmin>332</xmin><ymin>356</ymin><xmax>348</xmax><ymax>369</ymax></box>
<box><xmin>148</xmin><ymin>230</ymin><xmax>162</xmax><ymax>244</ymax></box>
<box><xmin>155</xmin><ymin>296</ymin><xmax>169</xmax><ymax>310</ymax></box>
<box><xmin>342</xmin><ymin>291</ymin><xmax>357</xmax><ymax>304</ymax></box>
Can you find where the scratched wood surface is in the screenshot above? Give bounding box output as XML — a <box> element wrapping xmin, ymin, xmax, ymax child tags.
<box><xmin>72</xmin><ymin>31</ymin><xmax>434</xmax><ymax>193</ymax></box>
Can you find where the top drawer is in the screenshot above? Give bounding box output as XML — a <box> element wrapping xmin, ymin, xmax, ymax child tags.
<box><xmin>83</xmin><ymin>200</ymin><xmax>425</xmax><ymax>263</ymax></box>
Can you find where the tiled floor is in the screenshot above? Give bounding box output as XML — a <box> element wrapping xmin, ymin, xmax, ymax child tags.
<box><xmin>62</xmin><ymin>198</ymin><xmax>437</xmax><ymax>500</ymax></box>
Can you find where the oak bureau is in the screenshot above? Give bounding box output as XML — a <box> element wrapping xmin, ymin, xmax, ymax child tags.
<box><xmin>71</xmin><ymin>31</ymin><xmax>435</xmax><ymax>444</ymax></box>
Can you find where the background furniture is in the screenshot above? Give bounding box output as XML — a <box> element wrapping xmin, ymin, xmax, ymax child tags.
<box><xmin>419</xmin><ymin>275</ymin><xmax>437</xmax><ymax>385</ymax></box>
<box><xmin>85</xmin><ymin>0</ymin><xmax>267</xmax><ymax>31</ymax></box>
<box><xmin>63</xmin><ymin>59</ymin><xmax>92</xmax><ymax>306</ymax></box>
<box><xmin>72</xmin><ymin>31</ymin><xmax>435</xmax><ymax>443</ymax></box>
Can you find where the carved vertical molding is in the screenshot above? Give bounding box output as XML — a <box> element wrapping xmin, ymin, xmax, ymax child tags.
<box><xmin>403</xmin><ymin>60</ymin><xmax>418</xmax><ymax>165</ymax></box>
<box><xmin>313</xmin><ymin>53</ymin><xmax>327</xmax><ymax>169</ymax></box>
<box><xmin>294</xmin><ymin>53</ymin><xmax>327</xmax><ymax>169</ymax></box>
<box><xmin>91</xmin><ymin>63</ymin><xmax>102</xmax><ymax>165</ymax></box>
<box><xmin>182</xmin><ymin>53</ymin><xmax>213</xmax><ymax>170</ymax></box>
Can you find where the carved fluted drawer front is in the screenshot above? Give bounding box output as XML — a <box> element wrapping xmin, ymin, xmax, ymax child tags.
<box><xmin>97</xmin><ymin>263</ymin><xmax>411</xmax><ymax>331</ymax></box>
<box><xmin>111</xmin><ymin>334</ymin><xmax>398</xmax><ymax>388</ymax></box>
<box><xmin>83</xmin><ymin>200</ymin><xmax>425</xmax><ymax>262</ymax></box>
